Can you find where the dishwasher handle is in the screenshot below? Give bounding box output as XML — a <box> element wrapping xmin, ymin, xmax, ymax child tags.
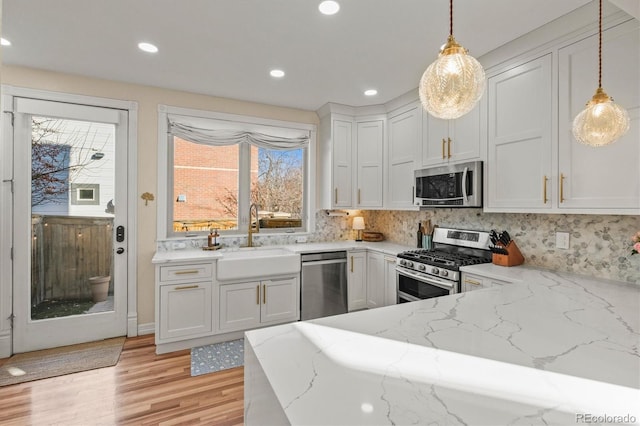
<box><xmin>301</xmin><ymin>258</ymin><xmax>347</xmax><ymax>267</ymax></box>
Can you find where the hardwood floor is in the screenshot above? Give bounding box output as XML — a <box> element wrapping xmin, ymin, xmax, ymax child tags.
<box><xmin>0</xmin><ymin>335</ymin><xmax>244</xmax><ymax>425</ymax></box>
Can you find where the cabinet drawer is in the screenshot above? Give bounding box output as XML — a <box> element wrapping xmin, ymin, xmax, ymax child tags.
<box><xmin>159</xmin><ymin>263</ymin><xmax>213</xmax><ymax>282</ymax></box>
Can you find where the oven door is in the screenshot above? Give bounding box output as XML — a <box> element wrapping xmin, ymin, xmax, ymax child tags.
<box><xmin>396</xmin><ymin>266</ymin><xmax>456</xmax><ymax>303</ymax></box>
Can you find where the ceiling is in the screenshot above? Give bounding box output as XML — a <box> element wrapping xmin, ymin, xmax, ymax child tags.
<box><xmin>2</xmin><ymin>0</ymin><xmax>596</xmax><ymax>111</ymax></box>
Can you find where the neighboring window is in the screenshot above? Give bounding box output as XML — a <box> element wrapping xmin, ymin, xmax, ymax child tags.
<box><xmin>167</xmin><ymin>119</ymin><xmax>309</xmax><ymax>237</ymax></box>
<box><xmin>70</xmin><ymin>183</ymin><xmax>100</xmax><ymax>205</ymax></box>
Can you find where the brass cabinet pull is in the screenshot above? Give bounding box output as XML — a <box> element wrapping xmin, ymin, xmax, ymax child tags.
<box><xmin>442</xmin><ymin>138</ymin><xmax>446</xmax><ymax>159</ymax></box>
<box><xmin>175</xmin><ymin>285</ymin><xmax>199</xmax><ymax>290</ymax></box>
<box><xmin>560</xmin><ymin>173</ymin><xmax>565</xmax><ymax>203</ymax></box>
<box><xmin>350</xmin><ymin>256</ymin><xmax>354</xmax><ymax>273</ymax></box>
<box><xmin>263</xmin><ymin>285</ymin><xmax>266</xmax><ymax>304</ymax></box>
<box><xmin>543</xmin><ymin>175</ymin><xmax>548</xmax><ymax>204</ymax></box>
<box><xmin>447</xmin><ymin>137</ymin><xmax>452</xmax><ymax>159</ymax></box>
<box><xmin>358</xmin><ymin>189</ymin><xmax>361</xmax><ymax>205</ymax></box>
<box><xmin>464</xmin><ymin>279</ymin><xmax>481</xmax><ymax>286</ymax></box>
<box><xmin>174</xmin><ymin>270</ymin><xmax>199</xmax><ymax>275</ymax></box>
<box><xmin>334</xmin><ymin>188</ymin><xmax>338</xmax><ymax>204</ymax></box>
<box><xmin>256</xmin><ymin>285</ymin><xmax>260</xmax><ymax>305</ymax></box>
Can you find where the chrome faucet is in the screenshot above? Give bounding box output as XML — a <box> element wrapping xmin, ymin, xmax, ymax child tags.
<box><xmin>247</xmin><ymin>203</ymin><xmax>260</xmax><ymax>247</ymax></box>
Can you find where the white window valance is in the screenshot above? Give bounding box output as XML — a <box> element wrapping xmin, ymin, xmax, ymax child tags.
<box><xmin>168</xmin><ymin>114</ymin><xmax>309</xmax><ymax>150</ymax></box>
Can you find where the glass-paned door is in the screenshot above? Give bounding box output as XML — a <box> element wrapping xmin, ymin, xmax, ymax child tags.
<box><xmin>12</xmin><ymin>98</ymin><xmax>128</xmax><ymax>353</ymax></box>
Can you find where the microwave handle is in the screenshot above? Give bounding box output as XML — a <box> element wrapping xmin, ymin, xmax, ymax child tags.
<box><xmin>462</xmin><ymin>167</ymin><xmax>469</xmax><ymax>201</ymax></box>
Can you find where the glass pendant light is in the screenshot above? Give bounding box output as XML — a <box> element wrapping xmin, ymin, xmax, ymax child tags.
<box><xmin>572</xmin><ymin>0</ymin><xmax>630</xmax><ymax>147</ymax></box>
<box><xmin>419</xmin><ymin>0</ymin><xmax>485</xmax><ymax>120</ymax></box>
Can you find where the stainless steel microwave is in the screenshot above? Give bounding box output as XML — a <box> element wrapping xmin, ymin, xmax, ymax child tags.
<box><xmin>414</xmin><ymin>160</ymin><xmax>482</xmax><ymax>208</ymax></box>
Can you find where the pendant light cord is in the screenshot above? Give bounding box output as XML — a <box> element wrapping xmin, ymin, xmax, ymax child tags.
<box><xmin>598</xmin><ymin>0</ymin><xmax>602</xmax><ymax>89</ymax></box>
<box><xmin>449</xmin><ymin>0</ymin><xmax>454</xmax><ymax>36</ymax></box>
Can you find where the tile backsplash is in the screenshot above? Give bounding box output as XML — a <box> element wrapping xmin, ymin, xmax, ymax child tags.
<box><xmin>158</xmin><ymin>209</ymin><xmax>639</xmax><ymax>283</ymax></box>
<box><xmin>362</xmin><ymin>209</ymin><xmax>639</xmax><ymax>284</ymax></box>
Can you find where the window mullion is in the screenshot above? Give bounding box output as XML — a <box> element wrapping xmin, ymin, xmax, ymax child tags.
<box><xmin>237</xmin><ymin>142</ymin><xmax>251</xmax><ymax>232</ymax></box>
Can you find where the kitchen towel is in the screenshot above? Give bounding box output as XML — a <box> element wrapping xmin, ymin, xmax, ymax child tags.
<box><xmin>190</xmin><ymin>338</ymin><xmax>244</xmax><ymax>376</ymax></box>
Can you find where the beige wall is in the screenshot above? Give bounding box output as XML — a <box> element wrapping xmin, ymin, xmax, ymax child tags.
<box><xmin>2</xmin><ymin>64</ymin><xmax>319</xmax><ymax>326</ymax></box>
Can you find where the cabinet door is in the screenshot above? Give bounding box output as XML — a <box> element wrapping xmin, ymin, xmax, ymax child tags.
<box><xmin>449</xmin><ymin>103</ymin><xmax>481</xmax><ymax>163</ymax></box>
<box><xmin>261</xmin><ymin>277</ymin><xmax>299</xmax><ymax>325</ymax></box>
<box><xmin>366</xmin><ymin>252</ymin><xmax>385</xmax><ymax>309</ymax></box>
<box><xmin>356</xmin><ymin>120</ymin><xmax>384</xmax><ymax>207</ymax></box>
<box><xmin>461</xmin><ymin>273</ymin><xmax>485</xmax><ymax>292</ymax></box>
<box><xmin>384</xmin><ymin>256</ymin><xmax>397</xmax><ymax>306</ymax></box>
<box><xmin>388</xmin><ymin>106</ymin><xmax>420</xmax><ymax>209</ymax></box>
<box><xmin>332</xmin><ymin>119</ymin><xmax>353</xmax><ymax>207</ymax></box>
<box><xmin>159</xmin><ymin>281</ymin><xmax>212</xmax><ymax>341</ymax></box>
<box><xmin>347</xmin><ymin>251</ymin><xmax>367</xmax><ymax>311</ymax></box>
<box><xmin>558</xmin><ymin>22</ymin><xmax>640</xmax><ymax>212</ymax></box>
<box><xmin>421</xmin><ymin>112</ymin><xmax>450</xmax><ymax>166</ymax></box>
<box><xmin>486</xmin><ymin>54</ymin><xmax>553</xmax><ymax>211</ymax></box>
<box><xmin>219</xmin><ymin>281</ymin><xmax>261</xmax><ymax>332</ymax></box>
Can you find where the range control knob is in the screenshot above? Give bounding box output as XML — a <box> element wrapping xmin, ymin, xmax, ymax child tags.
<box><xmin>441</xmin><ymin>270</ymin><xmax>448</xmax><ymax>277</ymax></box>
<box><xmin>418</xmin><ymin>264</ymin><xmax>426</xmax><ymax>271</ymax></box>
<box><xmin>399</xmin><ymin>260</ymin><xmax>406</xmax><ymax>266</ymax></box>
<box><xmin>431</xmin><ymin>267</ymin><xmax>439</xmax><ymax>275</ymax></box>
<box><xmin>407</xmin><ymin>261</ymin><xmax>414</xmax><ymax>268</ymax></box>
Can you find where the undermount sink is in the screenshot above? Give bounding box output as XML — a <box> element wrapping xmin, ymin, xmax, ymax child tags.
<box><xmin>217</xmin><ymin>247</ymin><xmax>301</xmax><ymax>281</ymax></box>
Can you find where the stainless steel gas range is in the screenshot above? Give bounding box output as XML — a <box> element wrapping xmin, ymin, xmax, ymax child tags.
<box><xmin>396</xmin><ymin>227</ymin><xmax>492</xmax><ymax>303</ymax></box>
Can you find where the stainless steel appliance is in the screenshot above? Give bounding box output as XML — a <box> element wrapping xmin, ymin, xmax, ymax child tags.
<box><xmin>300</xmin><ymin>251</ymin><xmax>348</xmax><ymax>320</ymax></box>
<box><xmin>396</xmin><ymin>227</ymin><xmax>492</xmax><ymax>303</ymax></box>
<box><xmin>414</xmin><ymin>160</ymin><xmax>482</xmax><ymax>208</ymax></box>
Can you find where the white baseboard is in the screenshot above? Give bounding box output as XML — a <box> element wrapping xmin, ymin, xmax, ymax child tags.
<box><xmin>137</xmin><ymin>322</ymin><xmax>155</xmax><ymax>336</ymax></box>
<box><xmin>127</xmin><ymin>313</ymin><xmax>139</xmax><ymax>337</ymax></box>
<box><xmin>0</xmin><ymin>331</ymin><xmax>11</xmax><ymax>358</ymax></box>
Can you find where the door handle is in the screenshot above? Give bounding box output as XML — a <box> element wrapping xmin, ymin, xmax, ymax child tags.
<box><xmin>263</xmin><ymin>285</ymin><xmax>266</xmax><ymax>304</ymax></box>
<box><xmin>543</xmin><ymin>175</ymin><xmax>548</xmax><ymax>204</ymax></box>
<box><xmin>334</xmin><ymin>188</ymin><xmax>338</xmax><ymax>204</ymax></box>
<box><xmin>441</xmin><ymin>138</ymin><xmax>446</xmax><ymax>159</ymax></box>
<box><xmin>447</xmin><ymin>138</ymin><xmax>452</xmax><ymax>159</ymax></box>
<box><xmin>256</xmin><ymin>285</ymin><xmax>260</xmax><ymax>305</ymax></box>
<box><xmin>116</xmin><ymin>247</ymin><xmax>125</xmax><ymax>254</ymax></box>
<box><xmin>358</xmin><ymin>189</ymin><xmax>361</xmax><ymax>205</ymax></box>
<box><xmin>175</xmin><ymin>285</ymin><xmax>199</xmax><ymax>290</ymax></box>
<box><xmin>350</xmin><ymin>256</ymin><xmax>354</xmax><ymax>273</ymax></box>
<box><xmin>560</xmin><ymin>173</ymin><xmax>565</xmax><ymax>203</ymax></box>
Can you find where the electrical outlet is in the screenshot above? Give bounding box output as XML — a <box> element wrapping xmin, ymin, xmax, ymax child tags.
<box><xmin>296</xmin><ymin>236</ymin><xmax>308</xmax><ymax>243</ymax></box>
<box><xmin>172</xmin><ymin>242</ymin><xmax>187</xmax><ymax>250</ymax></box>
<box><xmin>555</xmin><ymin>232</ymin><xmax>570</xmax><ymax>250</ymax></box>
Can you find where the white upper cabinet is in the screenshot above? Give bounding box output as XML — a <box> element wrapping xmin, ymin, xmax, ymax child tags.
<box><xmin>387</xmin><ymin>103</ymin><xmax>420</xmax><ymax>210</ymax></box>
<box><xmin>421</xmin><ymin>102</ymin><xmax>482</xmax><ymax>167</ymax></box>
<box><xmin>557</xmin><ymin>21</ymin><xmax>640</xmax><ymax>212</ymax></box>
<box><xmin>485</xmin><ymin>54</ymin><xmax>553</xmax><ymax>211</ymax></box>
<box><xmin>318</xmin><ymin>113</ymin><xmax>353</xmax><ymax>209</ymax></box>
<box><xmin>355</xmin><ymin>119</ymin><xmax>384</xmax><ymax>208</ymax></box>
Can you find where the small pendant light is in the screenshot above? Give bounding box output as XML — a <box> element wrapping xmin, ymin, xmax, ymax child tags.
<box><xmin>572</xmin><ymin>0</ymin><xmax>630</xmax><ymax>147</ymax></box>
<box><xmin>419</xmin><ymin>0</ymin><xmax>485</xmax><ymax>120</ymax></box>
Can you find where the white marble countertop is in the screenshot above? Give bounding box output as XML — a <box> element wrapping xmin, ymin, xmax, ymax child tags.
<box><xmin>152</xmin><ymin>240</ymin><xmax>412</xmax><ymax>264</ymax></box>
<box><xmin>245</xmin><ymin>268</ymin><xmax>640</xmax><ymax>425</ymax></box>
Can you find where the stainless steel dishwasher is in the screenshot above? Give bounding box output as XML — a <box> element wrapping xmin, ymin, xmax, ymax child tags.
<box><xmin>300</xmin><ymin>251</ymin><xmax>348</xmax><ymax>320</ymax></box>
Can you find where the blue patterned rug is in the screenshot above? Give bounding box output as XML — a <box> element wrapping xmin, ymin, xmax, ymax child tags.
<box><xmin>190</xmin><ymin>338</ymin><xmax>244</xmax><ymax>376</ymax></box>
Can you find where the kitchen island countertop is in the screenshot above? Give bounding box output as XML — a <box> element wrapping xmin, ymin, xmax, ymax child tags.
<box><xmin>244</xmin><ymin>268</ymin><xmax>640</xmax><ymax>425</ymax></box>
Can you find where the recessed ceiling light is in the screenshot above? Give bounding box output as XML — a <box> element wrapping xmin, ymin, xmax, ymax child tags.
<box><xmin>138</xmin><ymin>42</ymin><xmax>158</xmax><ymax>53</ymax></box>
<box><xmin>318</xmin><ymin>1</ymin><xmax>340</xmax><ymax>15</ymax></box>
<box><xmin>270</xmin><ymin>69</ymin><xmax>285</xmax><ymax>78</ymax></box>
<box><xmin>364</xmin><ymin>89</ymin><xmax>378</xmax><ymax>96</ymax></box>
<box><xmin>1</xmin><ymin>38</ymin><xmax>11</xmax><ymax>47</ymax></box>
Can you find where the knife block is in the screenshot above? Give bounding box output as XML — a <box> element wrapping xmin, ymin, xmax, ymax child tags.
<box><xmin>492</xmin><ymin>241</ymin><xmax>525</xmax><ymax>267</ymax></box>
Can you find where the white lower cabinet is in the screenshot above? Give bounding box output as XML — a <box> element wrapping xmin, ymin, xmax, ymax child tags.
<box><xmin>156</xmin><ymin>261</ymin><xmax>215</xmax><ymax>345</ymax></box>
<box><xmin>347</xmin><ymin>250</ymin><xmax>367</xmax><ymax>311</ymax></box>
<box><xmin>461</xmin><ymin>272</ymin><xmax>511</xmax><ymax>292</ymax></box>
<box><xmin>366</xmin><ymin>251</ymin><xmax>385</xmax><ymax>309</ymax></box>
<box><xmin>219</xmin><ymin>276</ymin><xmax>299</xmax><ymax>333</ymax></box>
<box><xmin>384</xmin><ymin>255</ymin><xmax>398</xmax><ymax>306</ymax></box>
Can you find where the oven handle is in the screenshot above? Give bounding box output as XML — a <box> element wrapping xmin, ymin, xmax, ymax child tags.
<box><xmin>398</xmin><ymin>291</ymin><xmax>421</xmax><ymax>303</ymax></box>
<box><xmin>395</xmin><ymin>266</ymin><xmax>455</xmax><ymax>291</ymax></box>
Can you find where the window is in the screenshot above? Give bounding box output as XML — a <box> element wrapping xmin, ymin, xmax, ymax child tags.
<box><xmin>160</xmin><ymin>108</ymin><xmax>315</xmax><ymax>238</ymax></box>
<box><xmin>70</xmin><ymin>183</ymin><xmax>100</xmax><ymax>205</ymax></box>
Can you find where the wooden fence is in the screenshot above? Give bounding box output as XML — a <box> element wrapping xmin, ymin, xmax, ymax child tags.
<box><xmin>31</xmin><ymin>215</ymin><xmax>113</xmax><ymax>305</ymax></box>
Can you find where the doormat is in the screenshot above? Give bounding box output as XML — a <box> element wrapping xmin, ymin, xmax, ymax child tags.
<box><xmin>0</xmin><ymin>336</ymin><xmax>125</xmax><ymax>387</ymax></box>
<box><xmin>191</xmin><ymin>338</ymin><xmax>244</xmax><ymax>376</ymax></box>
